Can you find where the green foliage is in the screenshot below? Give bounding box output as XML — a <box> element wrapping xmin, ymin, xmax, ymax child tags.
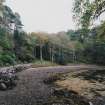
<box><xmin>73</xmin><ymin>0</ymin><xmax>105</xmax><ymax>29</ymax></box>
<box><xmin>1</xmin><ymin>0</ymin><xmax>105</xmax><ymax>67</ymax></box>
<box><xmin>13</xmin><ymin>31</ymin><xmax>35</xmax><ymax>62</ymax></box>
<box><xmin>97</xmin><ymin>21</ymin><xmax>105</xmax><ymax>40</ymax></box>
<box><xmin>83</xmin><ymin>41</ymin><xmax>105</xmax><ymax>65</ymax></box>
<box><xmin>0</xmin><ymin>27</ymin><xmax>13</xmax><ymax>50</ymax></box>
<box><xmin>0</xmin><ymin>52</ymin><xmax>16</xmax><ymax>66</ymax></box>
<box><xmin>73</xmin><ymin>0</ymin><xmax>93</xmax><ymax>28</ymax></box>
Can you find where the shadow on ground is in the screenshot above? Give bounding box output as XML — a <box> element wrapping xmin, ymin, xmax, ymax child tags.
<box><xmin>74</xmin><ymin>69</ymin><xmax>105</xmax><ymax>83</ymax></box>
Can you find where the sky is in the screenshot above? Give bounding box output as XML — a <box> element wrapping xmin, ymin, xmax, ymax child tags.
<box><xmin>6</xmin><ymin>0</ymin><xmax>75</xmax><ymax>33</ymax></box>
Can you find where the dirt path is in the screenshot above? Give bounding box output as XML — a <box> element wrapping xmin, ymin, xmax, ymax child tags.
<box><xmin>0</xmin><ymin>65</ymin><xmax>104</xmax><ymax>105</ymax></box>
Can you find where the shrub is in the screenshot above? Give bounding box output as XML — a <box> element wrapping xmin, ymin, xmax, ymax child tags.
<box><xmin>0</xmin><ymin>52</ymin><xmax>16</xmax><ymax>66</ymax></box>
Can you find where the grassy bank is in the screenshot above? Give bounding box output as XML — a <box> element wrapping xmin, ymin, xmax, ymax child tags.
<box><xmin>31</xmin><ymin>60</ymin><xmax>58</xmax><ymax>68</ymax></box>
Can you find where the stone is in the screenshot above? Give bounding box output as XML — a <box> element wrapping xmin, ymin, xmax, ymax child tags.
<box><xmin>0</xmin><ymin>82</ymin><xmax>7</xmax><ymax>90</ymax></box>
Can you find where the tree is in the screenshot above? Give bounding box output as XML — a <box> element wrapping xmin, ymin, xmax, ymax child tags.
<box><xmin>14</xmin><ymin>12</ymin><xmax>23</xmax><ymax>31</ymax></box>
<box><xmin>48</xmin><ymin>34</ymin><xmax>62</xmax><ymax>63</ymax></box>
<box><xmin>73</xmin><ymin>0</ymin><xmax>105</xmax><ymax>29</ymax></box>
<box><xmin>97</xmin><ymin>21</ymin><xmax>105</xmax><ymax>40</ymax></box>
<box><xmin>31</xmin><ymin>32</ymin><xmax>48</xmax><ymax>62</ymax></box>
<box><xmin>73</xmin><ymin>0</ymin><xmax>105</xmax><ymax>42</ymax></box>
<box><xmin>0</xmin><ymin>0</ymin><xmax>5</xmax><ymax>20</ymax></box>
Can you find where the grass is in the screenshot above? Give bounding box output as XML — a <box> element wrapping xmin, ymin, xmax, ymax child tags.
<box><xmin>31</xmin><ymin>60</ymin><xmax>58</xmax><ymax>68</ymax></box>
<box><xmin>42</xmin><ymin>70</ymin><xmax>105</xmax><ymax>105</ymax></box>
<box><xmin>54</xmin><ymin>70</ymin><xmax>105</xmax><ymax>99</ymax></box>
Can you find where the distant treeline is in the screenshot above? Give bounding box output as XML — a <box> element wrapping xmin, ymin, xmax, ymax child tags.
<box><xmin>1</xmin><ymin>25</ymin><xmax>105</xmax><ymax>66</ymax></box>
<box><xmin>0</xmin><ymin>28</ymin><xmax>77</xmax><ymax>66</ymax></box>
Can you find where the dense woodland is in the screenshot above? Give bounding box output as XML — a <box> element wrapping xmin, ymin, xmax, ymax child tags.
<box><xmin>0</xmin><ymin>0</ymin><xmax>105</xmax><ymax>66</ymax></box>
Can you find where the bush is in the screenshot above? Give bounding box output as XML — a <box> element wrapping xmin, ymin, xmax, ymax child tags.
<box><xmin>0</xmin><ymin>52</ymin><xmax>16</xmax><ymax>66</ymax></box>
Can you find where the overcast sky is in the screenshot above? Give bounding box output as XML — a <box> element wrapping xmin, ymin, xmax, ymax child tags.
<box><xmin>6</xmin><ymin>0</ymin><xmax>75</xmax><ymax>33</ymax></box>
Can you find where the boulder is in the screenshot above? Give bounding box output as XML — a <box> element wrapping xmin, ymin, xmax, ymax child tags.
<box><xmin>0</xmin><ymin>70</ymin><xmax>18</xmax><ymax>90</ymax></box>
<box><xmin>0</xmin><ymin>82</ymin><xmax>7</xmax><ymax>90</ymax></box>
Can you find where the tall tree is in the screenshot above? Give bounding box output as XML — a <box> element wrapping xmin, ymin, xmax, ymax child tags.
<box><xmin>73</xmin><ymin>0</ymin><xmax>105</xmax><ymax>29</ymax></box>
<box><xmin>31</xmin><ymin>32</ymin><xmax>48</xmax><ymax>62</ymax></box>
<box><xmin>0</xmin><ymin>0</ymin><xmax>5</xmax><ymax>19</ymax></box>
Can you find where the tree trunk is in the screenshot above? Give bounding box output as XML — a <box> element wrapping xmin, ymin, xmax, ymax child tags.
<box><xmin>72</xmin><ymin>49</ymin><xmax>76</xmax><ymax>63</ymax></box>
<box><xmin>51</xmin><ymin>47</ymin><xmax>54</xmax><ymax>63</ymax></box>
<box><xmin>59</xmin><ymin>48</ymin><xmax>61</xmax><ymax>57</ymax></box>
<box><xmin>34</xmin><ymin>47</ymin><xmax>36</xmax><ymax>59</ymax></box>
<box><xmin>49</xmin><ymin>47</ymin><xmax>52</xmax><ymax>62</ymax></box>
<box><xmin>50</xmin><ymin>46</ymin><xmax>54</xmax><ymax>63</ymax></box>
<box><xmin>40</xmin><ymin>45</ymin><xmax>43</xmax><ymax>62</ymax></box>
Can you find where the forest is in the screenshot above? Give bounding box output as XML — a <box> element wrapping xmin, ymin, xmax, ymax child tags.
<box><xmin>0</xmin><ymin>0</ymin><xmax>105</xmax><ymax>66</ymax></box>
